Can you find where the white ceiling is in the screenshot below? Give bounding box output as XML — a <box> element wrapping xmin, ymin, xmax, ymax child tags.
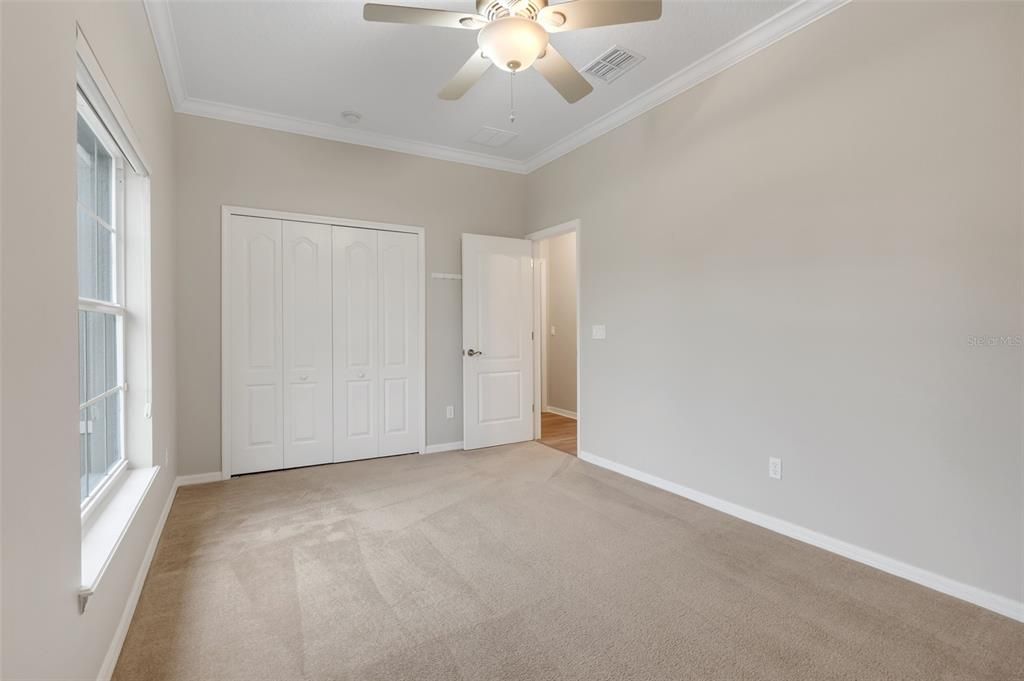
<box><xmin>147</xmin><ymin>0</ymin><xmax>844</xmax><ymax>172</ymax></box>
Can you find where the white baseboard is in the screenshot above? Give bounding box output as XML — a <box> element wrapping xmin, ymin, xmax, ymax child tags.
<box><xmin>422</xmin><ymin>441</ymin><xmax>464</xmax><ymax>455</ymax></box>
<box><xmin>544</xmin><ymin>406</ymin><xmax>577</xmax><ymax>420</ymax></box>
<box><xmin>95</xmin><ymin>476</ymin><xmax>178</xmax><ymax>681</ymax></box>
<box><xmin>579</xmin><ymin>450</ymin><xmax>1024</xmax><ymax>623</ymax></box>
<box><xmin>176</xmin><ymin>472</ymin><xmax>223</xmax><ymax>486</ymax></box>
<box><xmin>98</xmin><ymin>470</ymin><xmax>229</xmax><ymax>680</ymax></box>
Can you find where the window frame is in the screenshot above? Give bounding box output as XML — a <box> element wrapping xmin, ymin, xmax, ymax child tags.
<box><xmin>77</xmin><ymin>89</ymin><xmax>129</xmax><ymax>517</ymax></box>
<box><xmin>76</xmin><ymin>24</ymin><xmax>161</xmax><ymax>615</ymax></box>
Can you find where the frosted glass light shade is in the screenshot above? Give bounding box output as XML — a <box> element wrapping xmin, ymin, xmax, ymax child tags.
<box><xmin>477</xmin><ymin>16</ymin><xmax>549</xmax><ymax>73</ymax></box>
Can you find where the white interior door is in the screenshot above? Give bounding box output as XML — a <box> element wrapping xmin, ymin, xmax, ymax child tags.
<box><xmin>229</xmin><ymin>215</ymin><xmax>284</xmax><ymax>474</ymax></box>
<box><xmin>462</xmin><ymin>234</ymin><xmax>534</xmax><ymax>450</ymax></box>
<box><xmin>378</xmin><ymin>231</ymin><xmax>422</xmax><ymax>456</ymax></box>
<box><xmin>333</xmin><ymin>227</ymin><xmax>379</xmax><ymax>462</ymax></box>
<box><xmin>283</xmin><ymin>221</ymin><xmax>333</xmax><ymax>468</ymax></box>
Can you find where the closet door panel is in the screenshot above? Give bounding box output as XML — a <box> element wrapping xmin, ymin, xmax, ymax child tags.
<box><xmin>333</xmin><ymin>227</ymin><xmax>379</xmax><ymax>462</ymax></box>
<box><xmin>378</xmin><ymin>231</ymin><xmax>421</xmax><ymax>456</ymax></box>
<box><xmin>283</xmin><ymin>221</ymin><xmax>333</xmax><ymax>468</ymax></box>
<box><xmin>229</xmin><ymin>216</ymin><xmax>284</xmax><ymax>474</ymax></box>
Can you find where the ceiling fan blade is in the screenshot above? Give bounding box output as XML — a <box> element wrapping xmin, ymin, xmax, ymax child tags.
<box><xmin>533</xmin><ymin>44</ymin><xmax>593</xmax><ymax>103</ymax></box>
<box><xmin>538</xmin><ymin>0</ymin><xmax>661</xmax><ymax>32</ymax></box>
<box><xmin>363</xmin><ymin>4</ymin><xmax>486</xmax><ymax>29</ymax></box>
<box><xmin>438</xmin><ymin>51</ymin><xmax>492</xmax><ymax>100</ymax></box>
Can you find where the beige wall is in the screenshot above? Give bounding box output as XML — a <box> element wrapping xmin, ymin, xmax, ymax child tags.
<box><xmin>527</xmin><ymin>0</ymin><xmax>1024</xmax><ymax>602</ymax></box>
<box><xmin>543</xmin><ymin>231</ymin><xmax>577</xmax><ymax>414</ymax></box>
<box><xmin>174</xmin><ymin>114</ymin><xmax>527</xmax><ymax>475</ymax></box>
<box><xmin>0</xmin><ymin>1</ymin><xmax>178</xmax><ymax>679</ymax></box>
<box><xmin>2</xmin><ymin>4</ymin><xmax>1022</xmax><ymax>677</ymax></box>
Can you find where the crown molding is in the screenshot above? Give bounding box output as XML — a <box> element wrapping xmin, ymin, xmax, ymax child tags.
<box><xmin>145</xmin><ymin>0</ymin><xmax>849</xmax><ymax>176</ymax></box>
<box><xmin>143</xmin><ymin>0</ymin><xmax>187</xmax><ymax>109</ymax></box>
<box><xmin>521</xmin><ymin>0</ymin><xmax>850</xmax><ymax>172</ymax></box>
<box><xmin>142</xmin><ymin>0</ymin><xmax>528</xmax><ymax>173</ymax></box>
<box><xmin>177</xmin><ymin>96</ymin><xmax>530</xmax><ymax>173</ymax></box>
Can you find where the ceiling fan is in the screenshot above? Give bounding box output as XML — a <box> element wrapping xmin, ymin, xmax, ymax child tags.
<box><xmin>363</xmin><ymin>0</ymin><xmax>662</xmax><ymax>103</ymax></box>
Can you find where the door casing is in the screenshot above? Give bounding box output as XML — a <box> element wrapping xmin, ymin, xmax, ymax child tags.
<box><xmin>525</xmin><ymin>219</ymin><xmax>581</xmax><ymax>453</ymax></box>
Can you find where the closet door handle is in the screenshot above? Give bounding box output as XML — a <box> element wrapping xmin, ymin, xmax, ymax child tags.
<box><xmin>466</xmin><ymin>349</ymin><xmax>483</xmax><ymax>357</ymax></box>
<box><xmin>299</xmin><ymin>375</ymin><xmax>309</xmax><ymax>381</ymax></box>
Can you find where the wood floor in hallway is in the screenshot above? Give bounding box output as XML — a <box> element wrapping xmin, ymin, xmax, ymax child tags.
<box><xmin>538</xmin><ymin>411</ymin><xmax>577</xmax><ymax>455</ymax></box>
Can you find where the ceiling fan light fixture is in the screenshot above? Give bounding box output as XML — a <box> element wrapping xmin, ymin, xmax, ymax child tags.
<box><xmin>544</xmin><ymin>11</ymin><xmax>566</xmax><ymax>27</ymax></box>
<box><xmin>477</xmin><ymin>16</ymin><xmax>549</xmax><ymax>73</ymax></box>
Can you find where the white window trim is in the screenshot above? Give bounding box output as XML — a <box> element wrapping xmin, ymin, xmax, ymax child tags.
<box><xmin>78</xmin><ymin>297</ymin><xmax>125</xmax><ymax>317</ymax></box>
<box><xmin>75</xmin><ymin>26</ymin><xmax>158</xmax><ymax>615</ymax></box>
<box><xmin>76</xmin><ymin>28</ymin><xmax>149</xmax><ymax>176</ymax></box>
<box><xmin>77</xmin><ymin>88</ymin><xmax>129</xmax><ymax>511</ymax></box>
<box><xmin>80</xmin><ymin>459</ymin><xmax>128</xmax><ymax>526</ymax></box>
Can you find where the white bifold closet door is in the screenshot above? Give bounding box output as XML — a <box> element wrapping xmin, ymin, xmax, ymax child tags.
<box><xmin>282</xmin><ymin>220</ymin><xmax>333</xmax><ymax>468</ymax></box>
<box><xmin>229</xmin><ymin>216</ymin><xmax>284</xmax><ymax>475</ymax></box>
<box><xmin>378</xmin><ymin>231</ymin><xmax>421</xmax><ymax>457</ymax></box>
<box><xmin>333</xmin><ymin>227</ymin><xmax>378</xmax><ymax>461</ymax></box>
<box><xmin>333</xmin><ymin>227</ymin><xmax>421</xmax><ymax>462</ymax></box>
<box><xmin>228</xmin><ymin>215</ymin><xmax>421</xmax><ymax>476</ymax></box>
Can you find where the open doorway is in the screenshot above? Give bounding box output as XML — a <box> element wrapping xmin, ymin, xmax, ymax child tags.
<box><xmin>528</xmin><ymin>221</ymin><xmax>580</xmax><ymax>456</ymax></box>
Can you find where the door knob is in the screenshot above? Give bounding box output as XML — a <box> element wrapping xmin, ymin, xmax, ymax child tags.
<box><xmin>299</xmin><ymin>375</ymin><xmax>309</xmax><ymax>381</ymax></box>
<box><xmin>358</xmin><ymin>371</ymin><xmax>366</xmax><ymax>378</ymax></box>
<box><xmin>466</xmin><ymin>349</ymin><xmax>483</xmax><ymax>357</ymax></box>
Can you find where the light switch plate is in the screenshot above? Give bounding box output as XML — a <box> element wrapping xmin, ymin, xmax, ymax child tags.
<box><xmin>592</xmin><ymin>325</ymin><xmax>606</xmax><ymax>340</ymax></box>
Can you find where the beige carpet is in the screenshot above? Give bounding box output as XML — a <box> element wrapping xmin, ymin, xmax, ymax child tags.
<box><xmin>114</xmin><ymin>442</ymin><xmax>1023</xmax><ymax>681</ymax></box>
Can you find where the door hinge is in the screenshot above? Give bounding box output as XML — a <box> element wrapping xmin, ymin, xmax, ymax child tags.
<box><xmin>532</xmin><ymin>403</ymin><xmax>535</xmax><ymax>412</ymax></box>
<box><xmin>531</xmin><ymin>331</ymin><xmax>534</xmax><ymax>340</ymax></box>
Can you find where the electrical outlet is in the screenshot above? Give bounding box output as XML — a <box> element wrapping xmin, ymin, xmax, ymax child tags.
<box><xmin>550</xmin><ymin>325</ymin><xmax>557</xmax><ymax>336</ymax></box>
<box><xmin>591</xmin><ymin>324</ymin><xmax>606</xmax><ymax>340</ymax></box>
<box><xmin>445</xmin><ymin>405</ymin><xmax>454</xmax><ymax>419</ymax></box>
<box><xmin>768</xmin><ymin>457</ymin><xmax>782</xmax><ymax>480</ymax></box>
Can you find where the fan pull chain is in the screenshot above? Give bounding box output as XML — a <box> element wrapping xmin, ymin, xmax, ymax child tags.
<box><xmin>509</xmin><ymin>70</ymin><xmax>516</xmax><ymax>125</ymax></box>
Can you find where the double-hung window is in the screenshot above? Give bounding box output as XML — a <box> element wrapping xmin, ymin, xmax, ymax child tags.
<box><xmin>77</xmin><ymin>91</ymin><xmax>127</xmax><ymax>504</ymax></box>
<box><xmin>75</xmin><ymin>27</ymin><xmax>157</xmax><ymax>612</ymax></box>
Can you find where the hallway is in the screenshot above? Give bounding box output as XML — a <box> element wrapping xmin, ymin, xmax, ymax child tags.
<box><xmin>538</xmin><ymin>412</ymin><xmax>577</xmax><ymax>456</ymax></box>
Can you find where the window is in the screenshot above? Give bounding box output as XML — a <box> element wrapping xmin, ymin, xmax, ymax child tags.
<box><xmin>77</xmin><ymin>92</ymin><xmax>127</xmax><ymax>504</ymax></box>
<box><xmin>76</xmin><ymin>27</ymin><xmax>158</xmax><ymax>612</ymax></box>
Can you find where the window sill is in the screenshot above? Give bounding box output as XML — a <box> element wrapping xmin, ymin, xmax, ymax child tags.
<box><xmin>79</xmin><ymin>465</ymin><xmax>160</xmax><ymax>614</ymax></box>
<box><xmin>81</xmin><ymin>459</ymin><xmax>129</xmax><ymax>527</ymax></box>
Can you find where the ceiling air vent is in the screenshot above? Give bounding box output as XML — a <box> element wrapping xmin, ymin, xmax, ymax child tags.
<box><xmin>468</xmin><ymin>126</ymin><xmax>519</xmax><ymax>148</ymax></box>
<box><xmin>583</xmin><ymin>45</ymin><xmax>645</xmax><ymax>84</ymax></box>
